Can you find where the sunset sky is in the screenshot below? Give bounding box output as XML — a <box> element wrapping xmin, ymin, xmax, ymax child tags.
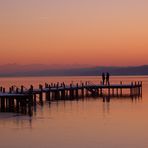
<box><xmin>0</xmin><ymin>0</ymin><xmax>148</xmax><ymax>66</ymax></box>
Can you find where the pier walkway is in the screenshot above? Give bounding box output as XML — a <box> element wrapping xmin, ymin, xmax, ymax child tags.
<box><xmin>0</xmin><ymin>81</ymin><xmax>142</xmax><ymax>115</ymax></box>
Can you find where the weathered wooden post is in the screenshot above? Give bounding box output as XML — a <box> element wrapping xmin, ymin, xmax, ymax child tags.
<box><xmin>16</xmin><ymin>88</ymin><xmax>19</xmax><ymax>94</ymax></box>
<box><xmin>1</xmin><ymin>88</ymin><xmax>6</xmax><ymax>112</ymax></box>
<box><xmin>21</xmin><ymin>85</ymin><xmax>24</xmax><ymax>93</ymax></box>
<box><xmin>61</xmin><ymin>83</ymin><xmax>66</xmax><ymax>99</ymax></box>
<box><xmin>54</xmin><ymin>83</ymin><xmax>59</xmax><ymax>100</ymax></box>
<box><xmin>57</xmin><ymin>83</ymin><xmax>60</xmax><ymax>99</ymax></box>
<box><xmin>1</xmin><ymin>96</ymin><xmax>5</xmax><ymax>112</ymax></box>
<box><xmin>134</xmin><ymin>82</ymin><xmax>137</xmax><ymax>95</ymax></box>
<box><xmin>12</xmin><ymin>85</ymin><xmax>14</xmax><ymax>91</ymax></box>
<box><xmin>46</xmin><ymin>85</ymin><xmax>51</xmax><ymax>101</ymax></box>
<box><xmin>130</xmin><ymin>82</ymin><xmax>133</xmax><ymax>97</ymax></box>
<box><xmin>140</xmin><ymin>81</ymin><xmax>142</xmax><ymax>97</ymax></box>
<box><xmin>52</xmin><ymin>89</ymin><xmax>55</xmax><ymax>100</ymax></box>
<box><xmin>45</xmin><ymin>83</ymin><xmax>48</xmax><ymax>88</ymax></box>
<box><xmin>20</xmin><ymin>96</ymin><xmax>25</xmax><ymax>114</ymax></box>
<box><xmin>6</xmin><ymin>97</ymin><xmax>9</xmax><ymax>112</ymax></box>
<box><xmin>3</xmin><ymin>88</ymin><xmax>5</xmax><ymax>93</ymax></box>
<box><xmin>28</xmin><ymin>96</ymin><xmax>33</xmax><ymax>117</ymax></box>
<box><xmin>137</xmin><ymin>81</ymin><xmax>140</xmax><ymax>96</ymax></box>
<box><xmin>70</xmin><ymin>84</ymin><xmax>73</xmax><ymax>99</ymax></box>
<box><xmin>48</xmin><ymin>84</ymin><xmax>51</xmax><ymax>101</ymax></box>
<box><xmin>29</xmin><ymin>85</ymin><xmax>34</xmax><ymax>106</ymax></box>
<box><xmin>22</xmin><ymin>96</ymin><xmax>27</xmax><ymax>115</ymax></box>
<box><xmin>85</xmin><ymin>81</ymin><xmax>89</xmax><ymax>96</ymax></box>
<box><xmin>81</xmin><ymin>83</ymin><xmax>84</xmax><ymax>97</ymax></box>
<box><xmin>54</xmin><ymin>83</ymin><xmax>56</xmax><ymax>88</ymax></box>
<box><xmin>85</xmin><ymin>82</ymin><xmax>89</xmax><ymax>96</ymax></box>
<box><xmin>45</xmin><ymin>83</ymin><xmax>49</xmax><ymax>100</ymax></box>
<box><xmin>76</xmin><ymin>83</ymin><xmax>79</xmax><ymax>98</ymax></box>
<box><xmin>15</xmin><ymin>87</ymin><xmax>19</xmax><ymax>112</ymax></box>
<box><xmin>7</xmin><ymin>87</ymin><xmax>12</xmax><ymax>110</ymax></box>
<box><xmin>120</xmin><ymin>81</ymin><xmax>122</xmax><ymax>96</ymax></box>
<box><xmin>39</xmin><ymin>84</ymin><xmax>43</xmax><ymax>103</ymax></box>
<box><xmin>29</xmin><ymin>85</ymin><xmax>35</xmax><ymax>105</ymax></box>
<box><xmin>96</xmin><ymin>87</ymin><xmax>99</xmax><ymax>96</ymax></box>
<box><xmin>0</xmin><ymin>86</ymin><xmax>2</xmax><ymax>92</ymax></box>
<box><xmin>9</xmin><ymin>87</ymin><xmax>14</xmax><ymax>111</ymax></box>
<box><xmin>51</xmin><ymin>83</ymin><xmax>53</xmax><ymax>87</ymax></box>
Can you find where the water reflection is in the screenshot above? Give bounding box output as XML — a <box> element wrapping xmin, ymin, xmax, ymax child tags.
<box><xmin>0</xmin><ymin>76</ymin><xmax>147</xmax><ymax>148</ymax></box>
<box><xmin>103</xmin><ymin>98</ymin><xmax>110</xmax><ymax>115</ymax></box>
<box><xmin>0</xmin><ymin>92</ymin><xmax>142</xmax><ymax>118</ymax></box>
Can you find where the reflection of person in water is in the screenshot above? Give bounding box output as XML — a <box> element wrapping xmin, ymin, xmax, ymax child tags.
<box><xmin>102</xmin><ymin>73</ymin><xmax>105</xmax><ymax>85</ymax></box>
<box><xmin>106</xmin><ymin>72</ymin><xmax>110</xmax><ymax>85</ymax></box>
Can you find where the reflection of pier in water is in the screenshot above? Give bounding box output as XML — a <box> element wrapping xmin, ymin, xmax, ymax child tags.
<box><xmin>0</xmin><ymin>81</ymin><xmax>142</xmax><ymax>116</ymax></box>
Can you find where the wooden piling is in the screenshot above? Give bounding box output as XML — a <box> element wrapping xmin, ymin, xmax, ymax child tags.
<box><xmin>39</xmin><ymin>84</ymin><xmax>43</xmax><ymax>103</ymax></box>
<box><xmin>81</xmin><ymin>83</ymin><xmax>84</xmax><ymax>97</ymax></box>
<box><xmin>46</xmin><ymin>85</ymin><xmax>51</xmax><ymax>101</ymax></box>
<box><xmin>21</xmin><ymin>85</ymin><xmax>24</xmax><ymax>93</ymax></box>
<box><xmin>130</xmin><ymin>82</ymin><xmax>133</xmax><ymax>96</ymax></box>
<box><xmin>29</xmin><ymin>85</ymin><xmax>34</xmax><ymax>105</ymax></box>
<box><xmin>120</xmin><ymin>81</ymin><xmax>122</xmax><ymax>96</ymax></box>
<box><xmin>76</xmin><ymin>83</ymin><xmax>79</xmax><ymax>98</ymax></box>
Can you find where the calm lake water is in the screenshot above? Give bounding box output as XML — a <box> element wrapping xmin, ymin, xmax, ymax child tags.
<box><xmin>0</xmin><ymin>76</ymin><xmax>148</xmax><ymax>148</ymax></box>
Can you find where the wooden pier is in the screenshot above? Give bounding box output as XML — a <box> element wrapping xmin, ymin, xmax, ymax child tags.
<box><xmin>0</xmin><ymin>81</ymin><xmax>142</xmax><ymax>115</ymax></box>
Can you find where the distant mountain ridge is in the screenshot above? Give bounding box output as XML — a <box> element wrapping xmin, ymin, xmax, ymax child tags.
<box><xmin>0</xmin><ymin>64</ymin><xmax>148</xmax><ymax>76</ymax></box>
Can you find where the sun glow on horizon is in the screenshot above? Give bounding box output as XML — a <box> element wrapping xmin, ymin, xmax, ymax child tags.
<box><xmin>0</xmin><ymin>0</ymin><xmax>148</xmax><ymax>66</ymax></box>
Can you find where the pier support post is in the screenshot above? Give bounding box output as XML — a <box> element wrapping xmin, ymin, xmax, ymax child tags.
<box><xmin>120</xmin><ymin>81</ymin><xmax>122</xmax><ymax>96</ymax></box>
<box><xmin>29</xmin><ymin>85</ymin><xmax>34</xmax><ymax>106</ymax></box>
<box><xmin>140</xmin><ymin>81</ymin><xmax>142</xmax><ymax>97</ymax></box>
<box><xmin>76</xmin><ymin>83</ymin><xmax>79</xmax><ymax>98</ymax></box>
<box><xmin>39</xmin><ymin>84</ymin><xmax>43</xmax><ymax>103</ymax></box>
<box><xmin>61</xmin><ymin>84</ymin><xmax>65</xmax><ymax>100</ymax></box>
<box><xmin>70</xmin><ymin>84</ymin><xmax>74</xmax><ymax>99</ymax></box>
<box><xmin>0</xmin><ymin>87</ymin><xmax>2</xmax><ymax>92</ymax></box>
<box><xmin>137</xmin><ymin>81</ymin><xmax>140</xmax><ymax>96</ymax></box>
<box><xmin>130</xmin><ymin>82</ymin><xmax>133</xmax><ymax>97</ymax></box>
<box><xmin>1</xmin><ymin>97</ymin><xmax>5</xmax><ymax>112</ymax></box>
<box><xmin>46</xmin><ymin>85</ymin><xmax>51</xmax><ymax>101</ymax></box>
<box><xmin>21</xmin><ymin>85</ymin><xmax>24</xmax><ymax>93</ymax></box>
<box><xmin>81</xmin><ymin>83</ymin><xmax>84</xmax><ymax>98</ymax></box>
<box><xmin>9</xmin><ymin>87</ymin><xmax>14</xmax><ymax>112</ymax></box>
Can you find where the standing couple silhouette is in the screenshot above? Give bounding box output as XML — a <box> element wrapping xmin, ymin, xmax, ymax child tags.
<box><xmin>102</xmin><ymin>72</ymin><xmax>110</xmax><ymax>85</ymax></box>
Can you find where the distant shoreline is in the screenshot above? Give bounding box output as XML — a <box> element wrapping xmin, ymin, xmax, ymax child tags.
<box><xmin>0</xmin><ymin>74</ymin><xmax>148</xmax><ymax>78</ymax></box>
<box><xmin>0</xmin><ymin>65</ymin><xmax>148</xmax><ymax>77</ymax></box>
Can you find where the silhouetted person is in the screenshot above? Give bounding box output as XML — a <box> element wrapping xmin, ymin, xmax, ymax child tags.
<box><xmin>106</xmin><ymin>72</ymin><xmax>110</xmax><ymax>85</ymax></box>
<box><xmin>102</xmin><ymin>73</ymin><xmax>105</xmax><ymax>85</ymax></box>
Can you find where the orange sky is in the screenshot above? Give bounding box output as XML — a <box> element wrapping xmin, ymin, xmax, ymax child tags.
<box><xmin>0</xmin><ymin>0</ymin><xmax>148</xmax><ymax>66</ymax></box>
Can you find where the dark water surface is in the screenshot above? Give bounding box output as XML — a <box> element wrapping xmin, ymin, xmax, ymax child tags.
<box><xmin>0</xmin><ymin>76</ymin><xmax>148</xmax><ymax>148</ymax></box>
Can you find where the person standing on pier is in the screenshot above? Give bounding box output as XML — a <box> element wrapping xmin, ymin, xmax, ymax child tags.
<box><xmin>106</xmin><ymin>72</ymin><xmax>110</xmax><ymax>85</ymax></box>
<box><xmin>102</xmin><ymin>73</ymin><xmax>105</xmax><ymax>85</ymax></box>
